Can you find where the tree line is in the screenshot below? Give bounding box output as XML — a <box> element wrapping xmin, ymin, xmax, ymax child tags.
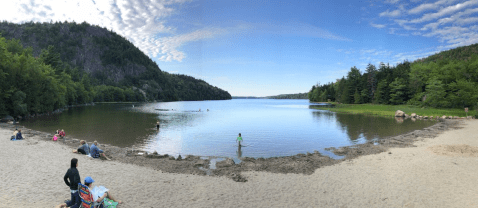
<box><xmin>267</xmin><ymin>93</ymin><xmax>308</xmax><ymax>99</ymax></box>
<box><xmin>0</xmin><ymin>21</ymin><xmax>231</xmax><ymax>105</ymax></box>
<box><xmin>309</xmin><ymin>47</ymin><xmax>478</xmax><ymax>110</ymax></box>
<box><xmin>0</xmin><ymin>35</ymin><xmax>149</xmax><ymax>118</ymax></box>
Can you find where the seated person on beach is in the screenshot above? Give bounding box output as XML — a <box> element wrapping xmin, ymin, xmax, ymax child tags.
<box><xmin>72</xmin><ymin>140</ymin><xmax>90</xmax><ymax>155</ymax></box>
<box><xmin>15</xmin><ymin>129</ymin><xmax>23</xmax><ymax>140</ymax></box>
<box><xmin>59</xmin><ymin>129</ymin><xmax>66</xmax><ymax>138</ymax></box>
<box><xmin>11</xmin><ymin>129</ymin><xmax>18</xmax><ymax>140</ymax></box>
<box><xmin>52</xmin><ymin>134</ymin><xmax>59</xmax><ymax>141</ymax></box>
<box><xmin>84</xmin><ymin>176</ymin><xmax>122</xmax><ymax>206</ymax></box>
<box><xmin>90</xmin><ymin>141</ymin><xmax>111</xmax><ymax>160</ymax></box>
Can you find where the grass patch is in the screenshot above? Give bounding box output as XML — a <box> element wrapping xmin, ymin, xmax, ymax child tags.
<box><xmin>312</xmin><ymin>103</ymin><xmax>476</xmax><ymax>118</ymax></box>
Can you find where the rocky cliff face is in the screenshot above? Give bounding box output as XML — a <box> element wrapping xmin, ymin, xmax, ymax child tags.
<box><xmin>0</xmin><ymin>21</ymin><xmax>231</xmax><ymax>101</ymax></box>
<box><xmin>0</xmin><ymin>22</ymin><xmax>147</xmax><ymax>82</ymax></box>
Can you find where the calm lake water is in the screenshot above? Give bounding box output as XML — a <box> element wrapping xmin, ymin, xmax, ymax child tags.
<box><xmin>21</xmin><ymin>99</ymin><xmax>436</xmax><ymax>159</ymax></box>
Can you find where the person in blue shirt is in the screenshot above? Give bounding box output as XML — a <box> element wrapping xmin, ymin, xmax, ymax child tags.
<box><xmin>73</xmin><ymin>140</ymin><xmax>90</xmax><ymax>155</ymax></box>
<box><xmin>90</xmin><ymin>141</ymin><xmax>110</xmax><ymax>160</ymax></box>
<box><xmin>16</xmin><ymin>129</ymin><xmax>23</xmax><ymax>140</ymax></box>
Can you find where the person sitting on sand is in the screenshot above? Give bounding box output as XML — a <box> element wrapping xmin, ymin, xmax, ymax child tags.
<box><xmin>237</xmin><ymin>133</ymin><xmax>243</xmax><ymax>147</ymax></box>
<box><xmin>52</xmin><ymin>134</ymin><xmax>59</xmax><ymax>141</ymax></box>
<box><xmin>83</xmin><ymin>176</ymin><xmax>122</xmax><ymax>206</ymax></box>
<box><xmin>90</xmin><ymin>141</ymin><xmax>111</xmax><ymax>160</ymax></box>
<box><xmin>16</xmin><ymin>129</ymin><xmax>23</xmax><ymax>140</ymax></box>
<box><xmin>72</xmin><ymin>140</ymin><xmax>90</xmax><ymax>155</ymax></box>
<box><xmin>59</xmin><ymin>129</ymin><xmax>66</xmax><ymax>138</ymax></box>
<box><xmin>11</xmin><ymin>128</ymin><xmax>18</xmax><ymax>140</ymax></box>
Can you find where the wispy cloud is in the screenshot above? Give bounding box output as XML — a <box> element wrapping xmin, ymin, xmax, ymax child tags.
<box><xmin>376</xmin><ymin>0</ymin><xmax>478</xmax><ymax>51</ymax></box>
<box><xmin>410</xmin><ymin>0</ymin><xmax>478</xmax><ymax>23</ymax></box>
<box><xmin>408</xmin><ymin>0</ymin><xmax>457</xmax><ymax>14</ymax></box>
<box><xmin>380</xmin><ymin>9</ymin><xmax>402</xmax><ymax>17</ymax></box>
<box><xmin>0</xmin><ymin>0</ymin><xmax>224</xmax><ymax>62</ymax></box>
<box><xmin>370</xmin><ymin>23</ymin><xmax>386</xmax><ymax>28</ymax></box>
<box><xmin>385</xmin><ymin>0</ymin><xmax>401</xmax><ymax>4</ymax></box>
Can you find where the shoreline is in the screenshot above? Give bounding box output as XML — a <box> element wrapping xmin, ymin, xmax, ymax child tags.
<box><xmin>0</xmin><ymin>119</ymin><xmax>461</xmax><ymax>182</ymax></box>
<box><xmin>3</xmin><ymin>119</ymin><xmax>478</xmax><ymax>207</ymax></box>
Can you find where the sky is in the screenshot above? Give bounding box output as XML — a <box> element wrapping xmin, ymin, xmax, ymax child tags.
<box><xmin>1</xmin><ymin>0</ymin><xmax>478</xmax><ymax>97</ymax></box>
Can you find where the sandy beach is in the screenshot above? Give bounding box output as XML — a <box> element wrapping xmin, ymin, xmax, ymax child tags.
<box><xmin>2</xmin><ymin>119</ymin><xmax>478</xmax><ymax>207</ymax></box>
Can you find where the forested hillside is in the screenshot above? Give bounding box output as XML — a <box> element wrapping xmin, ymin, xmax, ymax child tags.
<box><xmin>267</xmin><ymin>93</ymin><xmax>308</xmax><ymax>99</ymax></box>
<box><xmin>0</xmin><ymin>21</ymin><xmax>231</xmax><ymax>104</ymax></box>
<box><xmin>308</xmin><ymin>44</ymin><xmax>478</xmax><ymax>110</ymax></box>
<box><xmin>415</xmin><ymin>43</ymin><xmax>478</xmax><ymax>64</ymax></box>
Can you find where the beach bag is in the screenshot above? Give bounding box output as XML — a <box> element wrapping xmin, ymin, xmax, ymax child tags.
<box><xmin>10</xmin><ymin>135</ymin><xmax>15</xmax><ymax>140</ymax></box>
<box><xmin>103</xmin><ymin>198</ymin><xmax>118</xmax><ymax>208</ymax></box>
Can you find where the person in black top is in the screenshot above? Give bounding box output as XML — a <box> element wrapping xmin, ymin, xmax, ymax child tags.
<box><xmin>57</xmin><ymin>158</ymin><xmax>81</xmax><ymax>208</ymax></box>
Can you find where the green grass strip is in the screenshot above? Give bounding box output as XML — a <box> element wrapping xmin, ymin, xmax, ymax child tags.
<box><xmin>312</xmin><ymin>103</ymin><xmax>476</xmax><ymax>118</ymax></box>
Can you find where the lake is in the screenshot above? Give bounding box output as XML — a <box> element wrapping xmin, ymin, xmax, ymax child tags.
<box><xmin>20</xmin><ymin>99</ymin><xmax>436</xmax><ymax>159</ymax></box>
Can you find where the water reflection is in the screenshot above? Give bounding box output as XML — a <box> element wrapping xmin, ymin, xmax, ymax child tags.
<box><xmin>237</xmin><ymin>145</ymin><xmax>243</xmax><ymax>158</ymax></box>
<box><xmin>311</xmin><ymin>110</ymin><xmax>436</xmax><ymax>143</ymax></box>
<box><xmin>20</xmin><ymin>100</ymin><xmax>438</xmax><ymax>159</ymax></box>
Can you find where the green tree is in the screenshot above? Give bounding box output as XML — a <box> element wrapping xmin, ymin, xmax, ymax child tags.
<box><xmin>447</xmin><ymin>80</ymin><xmax>477</xmax><ymax>108</ymax></box>
<box><xmin>389</xmin><ymin>78</ymin><xmax>407</xmax><ymax>105</ymax></box>
<box><xmin>12</xmin><ymin>91</ymin><xmax>27</xmax><ymax>116</ymax></box>
<box><xmin>423</xmin><ymin>78</ymin><xmax>448</xmax><ymax>108</ymax></box>
<box><xmin>374</xmin><ymin>80</ymin><xmax>389</xmax><ymax>104</ymax></box>
<box><xmin>354</xmin><ymin>89</ymin><xmax>361</xmax><ymax>104</ymax></box>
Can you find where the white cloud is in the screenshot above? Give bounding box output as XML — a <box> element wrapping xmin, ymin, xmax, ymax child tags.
<box><xmin>410</xmin><ymin>0</ymin><xmax>478</xmax><ymax>23</ymax></box>
<box><xmin>380</xmin><ymin>9</ymin><xmax>402</xmax><ymax>17</ymax></box>
<box><xmin>408</xmin><ymin>0</ymin><xmax>457</xmax><ymax>14</ymax></box>
<box><xmin>378</xmin><ymin>0</ymin><xmax>478</xmax><ymax>49</ymax></box>
<box><xmin>153</xmin><ymin>28</ymin><xmax>224</xmax><ymax>62</ymax></box>
<box><xmin>370</xmin><ymin>23</ymin><xmax>386</xmax><ymax>28</ymax></box>
<box><xmin>0</xmin><ymin>0</ymin><xmax>224</xmax><ymax>62</ymax></box>
<box><xmin>385</xmin><ymin>0</ymin><xmax>401</xmax><ymax>4</ymax></box>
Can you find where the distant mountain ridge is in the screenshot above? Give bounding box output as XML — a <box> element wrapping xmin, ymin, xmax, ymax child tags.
<box><xmin>0</xmin><ymin>21</ymin><xmax>231</xmax><ymax>101</ymax></box>
<box><xmin>414</xmin><ymin>43</ymin><xmax>478</xmax><ymax>64</ymax></box>
<box><xmin>267</xmin><ymin>93</ymin><xmax>308</xmax><ymax>99</ymax></box>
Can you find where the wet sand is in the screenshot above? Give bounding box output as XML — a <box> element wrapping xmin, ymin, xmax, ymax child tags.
<box><xmin>2</xmin><ymin>119</ymin><xmax>477</xmax><ymax>207</ymax></box>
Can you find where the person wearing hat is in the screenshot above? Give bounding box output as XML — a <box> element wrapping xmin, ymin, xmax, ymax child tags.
<box><xmin>57</xmin><ymin>158</ymin><xmax>81</xmax><ymax>208</ymax></box>
<box><xmin>84</xmin><ymin>176</ymin><xmax>122</xmax><ymax>206</ymax></box>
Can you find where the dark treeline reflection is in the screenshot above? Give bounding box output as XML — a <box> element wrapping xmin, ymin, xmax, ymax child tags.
<box><xmin>310</xmin><ymin>109</ymin><xmax>436</xmax><ymax>143</ymax></box>
<box><xmin>22</xmin><ymin>104</ymin><xmax>159</xmax><ymax>147</ymax></box>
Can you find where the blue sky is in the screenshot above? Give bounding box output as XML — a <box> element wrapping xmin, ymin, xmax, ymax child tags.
<box><xmin>1</xmin><ymin>0</ymin><xmax>478</xmax><ymax>96</ymax></box>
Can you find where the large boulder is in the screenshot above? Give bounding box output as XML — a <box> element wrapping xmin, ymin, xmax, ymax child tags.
<box><xmin>395</xmin><ymin>110</ymin><xmax>405</xmax><ymax>117</ymax></box>
<box><xmin>442</xmin><ymin>115</ymin><xmax>447</xmax><ymax>119</ymax></box>
<box><xmin>411</xmin><ymin>113</ymin><xmax>417</xmax><ymax>118</ymax></box>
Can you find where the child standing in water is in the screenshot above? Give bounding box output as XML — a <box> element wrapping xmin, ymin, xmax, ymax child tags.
<box><xmin>236</xmin><ymin>133</ymin><xmax>243</xmax><ymax>147</ymax></box>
